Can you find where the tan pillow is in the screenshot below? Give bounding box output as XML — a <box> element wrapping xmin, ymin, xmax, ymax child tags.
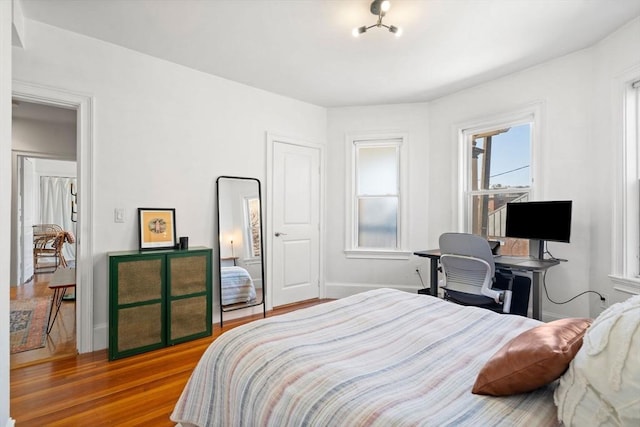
<box><xmin>472</xmin><ymin>317</ymin><xmax>592</xmax><ymax>396</ymax></box>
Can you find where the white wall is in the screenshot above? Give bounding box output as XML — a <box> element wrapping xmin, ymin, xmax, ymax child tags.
<box><xmin>590</xmin><ymin>17</ymin><xmax>640</xmax><ymax>310</ymax></box>
<box><xmin>324</xmin><ymin>52</ymin><xmax>597</xmax><ymax>319</ymax></box>
<box><xmin>9</xmin><ymin>10</ymin><xmax>639</xmax><ymax>361</ymax></box>
<box><xmin>1</xmin><ymin>2</ymin><xmax>13</xmax><ymax>426</ymax></box>
<box><xmin>324</xmin><ymin>18</ymin><xmax>640</xmax><ymax>320</ymax></box>
<box><xmin>428</xmin><ymin>50</ymin><xmax>596</xmax><ymax>320</ymax></box>
<box><xmin>325</xmin><ymin>103</ymin><xmax>430</xmax><ymax>296</ymax></box>
<box><xmin>12</xmin><ymin>116</ymin><xmax>76</xmax><ymax>156</ymax></box>
<box><xmin>12</xmin><ymin>18</ymin><xmax>327</xmax><ymax>350</ymax></box>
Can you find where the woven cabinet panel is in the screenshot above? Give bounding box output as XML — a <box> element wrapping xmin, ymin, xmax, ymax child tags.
<box><xmin>171</xmin><ymin>296</ymin><xmax>207</xmax><ymax>341</ymax></box>
<box><xmin>170</xmin><ymin>255</ymin><xmax>207</xmax><ymax>296</ymax></box>
<box><xmin>118</xmin><ymin>303</ymin><xmax>162</xmax><ymax>351</ymax></box>
<box><xmin>117</xmin><ymin>259</ymin><xmax>162</xmax><ymax>304</ymax></box>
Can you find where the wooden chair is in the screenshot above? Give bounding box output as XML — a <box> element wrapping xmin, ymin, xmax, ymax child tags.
<box><xmin>33</xmin><ymin>224</ymin><xmax>67</xmax><ymax>272</ymax></box>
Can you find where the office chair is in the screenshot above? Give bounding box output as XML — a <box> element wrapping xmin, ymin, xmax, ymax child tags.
<box><xmin>439</xmin><ymin>232</ymin><xmax>512</xmax><ymax>313</ymax></box>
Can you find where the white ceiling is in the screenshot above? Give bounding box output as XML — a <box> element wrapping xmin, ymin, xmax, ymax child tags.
<box><xmin>18</xmin><ymin>0</ymin><xmax>640</xmax><ymax>107</ymax></box>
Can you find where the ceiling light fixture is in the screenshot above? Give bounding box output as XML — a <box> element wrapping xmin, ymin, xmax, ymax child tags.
<box><xmin>352</xmin><ymin>0</ymin><xmax>403</xmax><ymax>38</ymax></box>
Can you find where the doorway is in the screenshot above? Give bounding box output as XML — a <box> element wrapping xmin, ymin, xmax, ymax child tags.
<box><xmin>267</xmin><ymin>134</ymin><xmax>323</xmax><ymax>307</ymax></box>
<box><xmin>16</xmin><ymin>157</ymin><xmax>77</xmax><ymax>281</ymax></box>
<box><xmin>12</xmin><ymin>81</ymin><xmax>95</xmax><ymax>356</ymax></box>
<box><xmin>11</xmin><ymin>101</ymin><xmax>78</xmax><ymax>366</ymax></box>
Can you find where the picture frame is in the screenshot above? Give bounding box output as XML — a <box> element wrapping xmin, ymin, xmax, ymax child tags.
<box><xmin>138</xmin><ymin>208</ymin><xmax>177</xmax><ymax>250</ymax></box>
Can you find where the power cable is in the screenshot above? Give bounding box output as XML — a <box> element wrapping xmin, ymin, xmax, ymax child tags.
<box><xmin>542</xmin><ymin>269</ymin><xmax>605</xmax><ymax>305</ymax></box>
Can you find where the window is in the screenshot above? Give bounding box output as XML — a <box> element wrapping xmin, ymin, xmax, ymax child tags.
<box><xmin>612</xmin><ymin>76</ymin><xmax>640</xmax><ymax>286</ymax></box>
<box><xmin>357</xmin><ymin>144</ymin><xmax>399</xmax><ymax>248</ymax></box>
<box><xmin>346</xmin><ymin>133</ymin><xmax>409</xmax><ymax>259</ymax></box>
<box><xmin>244</xmin><ymin>197</ymin><xmax>261</xmax><ymax>258</ymax></box>
<box><xmin>633</xmin><ymin>80</ymin><xmax>640</xmax><ymax>276</ymax></box>
<box><xmin>461</xmin><ymin>113</ymin><xmax>537</xmax><ymax>256</ymax></box>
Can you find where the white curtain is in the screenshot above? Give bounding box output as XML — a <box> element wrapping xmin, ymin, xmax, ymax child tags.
<box><xmin>40</xmin><ymin>176</ymin><xmax>76</xmax><ymax>262</ymax></box>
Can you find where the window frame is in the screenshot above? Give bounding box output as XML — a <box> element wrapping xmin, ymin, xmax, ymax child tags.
<box><xmin>345</xmin><ymin>132</ymin><xmax>410</xmax><ymax>259</ymax></box>
<box><xmin>457</xmin><ymin>104</ymin><xmax>543</xmax><ymax>236</ymax></box>
<box><xmin>611</xmin><ymin>68</ymin><xmax>640</xmax><ymax>293</ymax></box>
<box><xmin>243</xmin><ymin>195</ymin><xmax>261</xmax><ymax>261</ymax></box>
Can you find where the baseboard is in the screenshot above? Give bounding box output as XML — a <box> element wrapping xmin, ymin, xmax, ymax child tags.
<box><xmin>324</xmin><ymin>282</ymin><xmax>419</xmax><ymax>299</ymax></box>
<box><xmin>540</xmin><ymin>310</ymin><xmax>567</xmax><ymax>322</ymax></box>
<box><xmin>221</xmin><ymin>304</ymin><xmax>266</xmax><ymax>323</ymax></box>
<box><xmin>93</xmin><ymin>322</ymin><xmax>108</xmax><ymax>352</ymax></box>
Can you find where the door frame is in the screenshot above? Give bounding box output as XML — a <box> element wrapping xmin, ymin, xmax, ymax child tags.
<box><xmin>266</xmin><ymin>132</ymin><xmax>325</xmax><ymax>308</ymax></box>
<box><xmin>12</xmin><ymin>80</ymin><xmax>95</xmax><ymax>354</ymax></box>
<box><xmin>15</xmin><ymin>154</ymin><xmax>36</xmax><ymax>285</ymax></box>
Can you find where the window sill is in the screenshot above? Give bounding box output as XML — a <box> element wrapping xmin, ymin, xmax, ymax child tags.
<box><xmin>344</xmin><ymin>249</ymin><xmax>412</xmax><ymax>260</ymax></box>
<box><xmin>608</xmin><ymin>274</ymin><xmax>640</xmax><ymax>295</ymax></box>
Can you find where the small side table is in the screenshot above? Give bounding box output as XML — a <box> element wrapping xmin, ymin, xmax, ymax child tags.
<box><xmin>47</xmin><ymin>267</ymin><xmax>76</xmax><ymax>334</ymax></box>
<box><xmin>221</xmin><ymin>256</ymin><xmax>238</xmax><ymax>266</ymax></box>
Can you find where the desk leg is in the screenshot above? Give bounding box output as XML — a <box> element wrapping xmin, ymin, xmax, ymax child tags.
<box><xmin>532</xmin><ymin>272</ymin><xmax>542</xmax><ymax>321</ymax></box>
<box><xmin>46</xmin><ymin>287</ymin><xmax>67</xmax><ymax>334</ymax></box>
<box><xmin>430</xmin><ymin>258</ymin><xmax>439</xmax><ymax>297</ymax></box>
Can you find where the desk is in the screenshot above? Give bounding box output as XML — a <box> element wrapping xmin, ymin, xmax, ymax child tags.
<box><xmin>47</xmin><ymin>267</ymin><xmax>76</xmax><ymax>334</ymax></box>
<box><xmin>414</xmin><ymin>250</ymin><xmax>559</xmax><ymax>320</ymax></box>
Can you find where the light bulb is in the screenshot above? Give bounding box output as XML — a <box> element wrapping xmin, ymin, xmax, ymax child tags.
<box><xmin>352</xmin><ymin>26</ymin><xmax>367</xmax><ymax>37</ymax></box>
<box><xmin>381</xmin><ymin>0</ymin><xmax>391</xmax><ymax>12</ymax></box>
<box><xmin>389</xmin><ymin>25</ymin><xmax>403</xmax><ymax>37</ymax></box>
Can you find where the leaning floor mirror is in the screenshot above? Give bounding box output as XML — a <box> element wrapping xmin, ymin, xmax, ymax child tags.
<box><xmin>216</xmin><ymin>176</ymin><xmax>266</xmax><ymax>326</ymax></box>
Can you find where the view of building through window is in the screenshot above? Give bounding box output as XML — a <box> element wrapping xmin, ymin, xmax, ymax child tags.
<box><xmin>246</xmin><ymin>197</ymin><xmax>261</xmax><ymax>258</ymax></box>
<box><xmin>469</xmin><ymin>123</ymin><xmax>531</xmax><ymax>256</ymax></box>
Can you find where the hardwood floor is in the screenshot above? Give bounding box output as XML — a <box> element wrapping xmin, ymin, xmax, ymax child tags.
<box><xmin>10</xmin><ymin>271</ymin><xmax>77</xmax><ymax>369</ymax></box>
<box><xmin>10</xmin><ymin>298</ymin><xmax>331</xmax><ymax>426</ymax></box>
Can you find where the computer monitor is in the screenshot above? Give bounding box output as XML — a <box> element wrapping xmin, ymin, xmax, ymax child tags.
<box><xmin>505</xmin><ymin>200</ymin><xmax>572</xmax><ymax>249</ymax></box>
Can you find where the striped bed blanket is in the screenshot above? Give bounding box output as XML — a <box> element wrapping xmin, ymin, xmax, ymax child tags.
<box><xmin>172</xmin><ymin>288</ymin><xmax>560</xmax><ymax>426</ymax></box>
<box><xmin>220</xmin><ymin>266</ymin><xmax>256</xmax><ymax>305</ymax></box>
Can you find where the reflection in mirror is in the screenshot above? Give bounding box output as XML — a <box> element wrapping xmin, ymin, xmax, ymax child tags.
<box><xmin>216</xmin><ymin>176</ymin><xmax>266</xmax><ymax>326</ymax></box>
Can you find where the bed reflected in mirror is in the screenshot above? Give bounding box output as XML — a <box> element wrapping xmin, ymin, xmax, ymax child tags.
<box><xmin>216</xmin><ymin>176</ymin><xmax>266</xmax><ymax>325</ymax></box>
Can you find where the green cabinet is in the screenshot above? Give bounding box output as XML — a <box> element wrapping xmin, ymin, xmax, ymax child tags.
<box><xmin>108</xmin><ymin>247</ymin><xmax>212</xmax><ymax>360</ymax></box>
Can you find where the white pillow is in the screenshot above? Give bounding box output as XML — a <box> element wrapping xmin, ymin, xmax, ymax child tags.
<box><xmin>554</xmin><ymin>294</ymin><xmax>640</xmax><ymax>426</ymax></box>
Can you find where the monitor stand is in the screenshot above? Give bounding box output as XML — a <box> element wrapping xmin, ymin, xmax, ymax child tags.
<box><xmin>529</xmin><ymin>239</ymin><xmax>545</xmax><ymax>260</ymax></box>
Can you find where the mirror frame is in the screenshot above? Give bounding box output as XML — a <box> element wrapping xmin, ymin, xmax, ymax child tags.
<box><xmin>216</xmin><ymin>176</ymin><xmax>266</xmax><ymax>326</ymax></box>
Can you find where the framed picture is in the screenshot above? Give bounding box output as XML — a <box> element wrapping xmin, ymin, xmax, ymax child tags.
<box><xmin>138</xmin><ymin>208</ymin><xmax>177</xmax><ymax>250</ymax></box>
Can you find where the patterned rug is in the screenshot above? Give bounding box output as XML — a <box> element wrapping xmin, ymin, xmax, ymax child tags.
<box><xmin>10</xmin><ymin>297</ymin><xmax>52</xmax><ymax>354</ymax></box>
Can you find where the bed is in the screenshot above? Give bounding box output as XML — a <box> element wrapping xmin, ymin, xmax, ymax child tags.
<box><xmin>220</xmin><ymin>266</ymin><xmax>256</xmax><ymax>305</ymax></box>
<box><xmin>172</xmin><ymin>288</ymin><xmax>561</xmax><ymax>426</ymax></box>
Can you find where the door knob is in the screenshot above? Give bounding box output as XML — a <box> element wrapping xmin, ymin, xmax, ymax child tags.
<box><xmin>274</xmin><ymin>232</ymin><xmax>287</xmax><ymax>237</ymax></box>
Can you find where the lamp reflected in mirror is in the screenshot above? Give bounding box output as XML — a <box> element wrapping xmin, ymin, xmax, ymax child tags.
<box><xmin>216</xmin><ymin>176</ymin><xmax>266</xmax><ymax>326</ymax></box>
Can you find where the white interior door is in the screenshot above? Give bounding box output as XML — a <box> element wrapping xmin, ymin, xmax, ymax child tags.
<box><xmin>20</xmin><ymin>156</ymin><xmax>35</xmax><ymax>283</ymax></box>
<box><xmin>272</xmin><ymin>141</ymin><xmax>320</xmax><ymax>306</ymax></box>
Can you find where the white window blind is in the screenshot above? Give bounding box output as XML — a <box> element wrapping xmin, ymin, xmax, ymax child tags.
<box><xmin>345</xmin><ymin>132</ymin><xmax>410</xmax><ymax>259</ymax></box>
